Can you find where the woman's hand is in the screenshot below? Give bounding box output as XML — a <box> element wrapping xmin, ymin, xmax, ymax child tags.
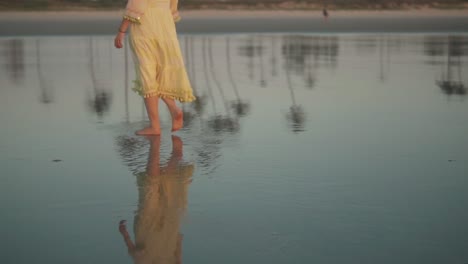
<box><xmin>119</xmin><ymin>220</ymin><xmax>128</xmax><ymax>234</ymax></box>
<box><xmin>114</xmin><ymin>32</ymin><xmax>125</xmax><ymax>49</ymax></box>
<box><xmin>172</xmin><ymin>11</ymin><xmax>181</xmax><ymax>23</ymax></box>
<box><xmin>115</xmin><ymin>19</ymin><xmax>130</xmax><ymax>49</ymax></box>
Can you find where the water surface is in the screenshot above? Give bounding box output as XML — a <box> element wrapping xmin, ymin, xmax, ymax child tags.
<box><xmin>1</xmin><ymin>34</ymin><xmax>468</xmax><ymax>264</ymax></box>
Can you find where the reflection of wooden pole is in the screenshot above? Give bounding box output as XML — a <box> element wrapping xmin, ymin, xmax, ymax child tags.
<box><xmin>36</xmin><ymin>39</ymin><xmax>51</xmax><ymax>104</ymax></box>
<box><xmin>35</xmin><ymin>39</ymin><xmax>40</xmax><ymax>79</ymax></box>
<box><xmin>446</xmin><ymin>44</ymin><xmax>452</xmax><ymax>82</ymax></box>
<box><xmin>271</xmin><ymin>36</ymin><xmax>277</xmax><ymax>77</ymax></box>
<box><xmin>379</xmin><ymin>36</ymin><xmax>384</xmax><ymax>81</ymax></box>
<box><xmin>202</xmin><ymin>37</ymin><xmax>217</xmax><ymax>113</ymax></box>
<box><xmin>226</xmin><ymin>37</ymin><xmax>240</xmax><ymax>100</ymax></box>
<box><xmin>304</xmin><ymin>38</ymin><xmax>315</xmax><ymax>89</ymax></box>
<box><xmin>457</xmin><ymin>56</ymin><xmax>462</xmax><ymax>83</ymax></box>
<box><xmin>284</xmin><ymin>41</ymin><xmax>297</xmax><ymax>106</ymax></box>
<box><xmin>248</xmin><ymin>37</ymin><xmax>254</xmax><ymax>81</ymax></box>
<box><xmin>89</xmin><ymin>37</ymin><xmax>97</xmax><ymax>94</ymax></box>
<box><xmin>190</xmin><ymin>37</ymin><xmax>205</xmax><ymax>126</ymax></box>
<box><xmin>124</xmin><ymin>37</ymin><xmax>129</xmax><ymax>123</ymax></box>
<box><xmin>7</xmin><ymin>39</ymin><xmax>24</xmax><ymax>83</ymax></box>
<box><xmin>258</xmin><ymin>37</ymin><xmax>266</xmax><ymax>87</ymax></box>
<box><xmin>386</xmin><ymin>36</ymin><xmax>391</xmax><ymax>79</ymax></box>
<box><xmin>208</xmin><ymin>38</ymin><xmax>230</xmax><ymax>115</ymax></box>
<box><xmin>87</xmin><ymin>37</ymin><xmax>96</xmax><ymax>108</ymax></box>
<box><xmin>287</xmin><ymin>69</ymin><xmax>297</xmax><ymax>106</ymax></box>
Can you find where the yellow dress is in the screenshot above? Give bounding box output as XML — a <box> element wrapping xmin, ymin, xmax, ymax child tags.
<box><xmin>126</xmin><ymin>0</ymin><xmax>195</xmax><ymax>102</ymax></box>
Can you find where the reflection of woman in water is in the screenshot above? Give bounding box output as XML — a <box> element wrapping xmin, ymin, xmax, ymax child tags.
<box><xmin>119</xmin><ymin>135</ymin><xmax>194</xmax><ymax>264</ymax></box>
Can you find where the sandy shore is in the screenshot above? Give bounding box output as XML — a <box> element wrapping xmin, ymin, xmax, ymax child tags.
<box><xmin>1</xmin><ymin>9</ymin><xmax>467</xmax><ymax>36</ymax></box>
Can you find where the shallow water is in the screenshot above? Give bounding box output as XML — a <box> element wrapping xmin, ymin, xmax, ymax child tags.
<box><xmin>1</xmin><ymin>34</ymin><xmax>468</xmax><ymax>264</ymax></box>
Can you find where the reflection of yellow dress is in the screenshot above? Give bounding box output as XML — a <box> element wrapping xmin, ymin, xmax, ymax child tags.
<box><xmin>132</xmin><ymin>165</ymin><xmax>194</xmax><ymax>264</ymax></box>
<box><xmin>128</xmin><ymin>0</ymin><xmax>195</xmax><ymax>102</ymax></box>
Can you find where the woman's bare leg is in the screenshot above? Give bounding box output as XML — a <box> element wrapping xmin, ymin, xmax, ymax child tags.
<box><xmin>136</xmin><ymin>96</ymin><xmax>161</xmax><ymax>135</ymax></box>
<box><xmin>146</xmin><ymin>135</ymin><xmax>161</xmax><ymax>176</ymax></box>
<box><xmin>162</xmin><ymin>98</ymin><xmax>183</xmax><ymax>132</ymax></box>
<box><xmin>159</xmin><ymin>135</ymin><xmax>183</xmax><ymax>175</ymax></box>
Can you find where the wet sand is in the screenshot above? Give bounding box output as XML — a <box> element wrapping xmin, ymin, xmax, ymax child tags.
<box><xmin>1</xmin><ymin>9</ymin><xmax>468</xmax><ymax>36</ymax></box>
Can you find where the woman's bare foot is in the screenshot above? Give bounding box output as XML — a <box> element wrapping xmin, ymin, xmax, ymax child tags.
<box><xmin>135</xmin><ymin>127</ymin><xmax>161</xmax><ymax>136</ymax></box>
<box><xmin>171</xmin><ymin>109</ymin><xmax>184</xmax><ymax>132</ymax></box>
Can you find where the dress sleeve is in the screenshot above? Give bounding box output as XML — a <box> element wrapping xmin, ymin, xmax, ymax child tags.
<box><xmin>123</xmin><ymin>0</ymin><xmax>147</xmax><ymax>24</ymax></box>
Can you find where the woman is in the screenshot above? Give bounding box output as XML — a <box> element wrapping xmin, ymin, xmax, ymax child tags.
<box><xmin>114</xmin><ymin>0</ymin><xmax>196</xmax><ymax>135</ymax></box>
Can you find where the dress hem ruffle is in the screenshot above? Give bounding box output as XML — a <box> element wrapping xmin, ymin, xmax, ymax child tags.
<box><xmin>132</xmin><ymin>88</ymin><xmax>196</xmax><ymax>102</ymax></box>
<box><xmin>132</xmin><ymin>79</ymin><xmax>195</xmax><ymax>102</ymax></box>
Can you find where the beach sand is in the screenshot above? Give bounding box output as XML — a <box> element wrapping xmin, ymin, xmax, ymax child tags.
<box><xmin>1</xmin><ymin>9</ymin><xmax>467</xmax><ymax>36</ymax></box>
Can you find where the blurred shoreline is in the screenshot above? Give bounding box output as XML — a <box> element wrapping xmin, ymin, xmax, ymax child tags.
<box><xmin>1</xmin><ymin>1</ymin><xmax>467</xmax><ymax>11</ymax></box>
<box><xmin>2</xmin><ymin>8</ymin><xmax>468</xmax><ymax>16</ymax></box>
<box><xmin>1</xmin><ymin>9</ymin><xmax>468</xmax><ymax>36</ymax></box>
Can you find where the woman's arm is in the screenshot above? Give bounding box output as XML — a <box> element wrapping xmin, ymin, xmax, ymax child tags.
<box><xmin>170</xmin><ymin>0</ymin><xmax>181</xmax><ymax>22</ymax></box>
<box><xmin>114</xmin><ymin>19</ymin><xmax>131</xmax><ymax>49</ymax></box>
<box><xmin>118</xmin><ymin>220</ymin><xmax>136</xmax><ymax>252</ymax></box>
